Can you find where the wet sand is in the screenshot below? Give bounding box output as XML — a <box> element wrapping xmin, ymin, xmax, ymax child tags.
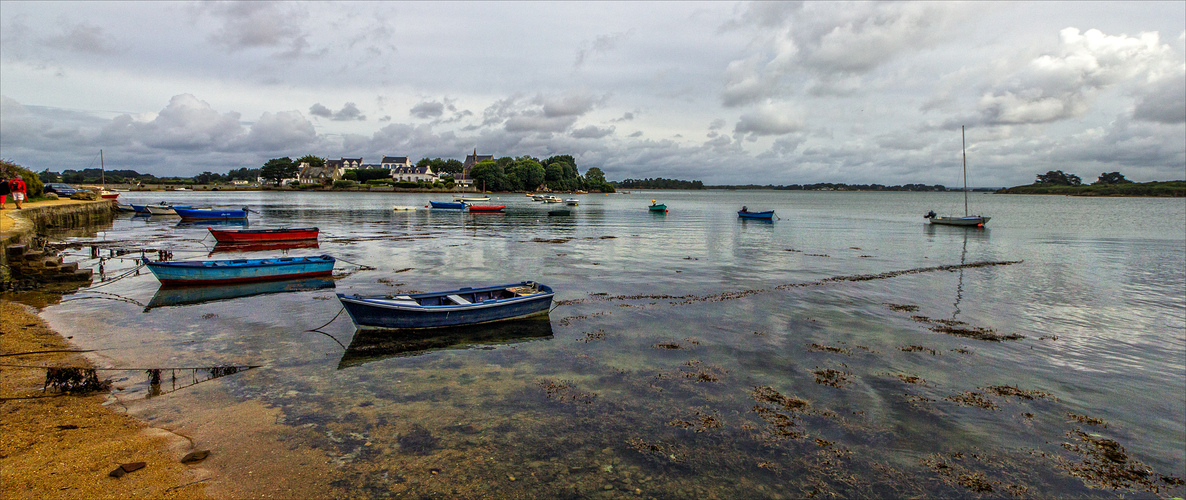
<box><xmin>0</xmin><ymin>301</ymin><xmax>209</xmax><ymax>499</ymax></box>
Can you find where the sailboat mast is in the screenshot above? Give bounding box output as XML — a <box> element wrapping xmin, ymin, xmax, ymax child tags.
<box><xmin>961</xmin><ymin>126</ymin><xmax>968</xmax><ymax>217</ymax></box>
<box><xmin>100</xmin><ymin>149</ymin><xmax>105</xmax><ymax>188</ymax></box>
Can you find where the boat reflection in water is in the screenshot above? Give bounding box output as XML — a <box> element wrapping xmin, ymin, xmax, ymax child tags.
<box><xmin>145</xmin><ymin>276</ymin><xmax>335</xmax><ymax>310</ymax></box>
<box><xmin>338</xmin><ymin>318</ymin><xmax>553</xmax><ymax>369</ymax></box>
<box><xmin>209</xmin><ymin>240</ymin><xmax>320</xmax><ymax>254</ymax></box>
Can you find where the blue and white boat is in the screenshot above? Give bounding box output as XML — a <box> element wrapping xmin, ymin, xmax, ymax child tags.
<box><xmin>337</xmin><ymin>281</ymin><xmax>554</xmax><ymax>330</ymax></box>
<box><xmin>429</xmin><ymin>200</ymin><xmax>467</xmax><ymax>210</ymax></box>
<box><xmin>145</xmin><ymin>205</ymin><xmax>194</xmax><ymax>216</ymax></box>
<box><xmin>145</xmin><ymin>255</ymin><xmax>335</xmax><ymax>286</ymax></box>
<box><xmin>174</xmin><ymin>207</ymin><xmax>249</xmax><ymax>220</ymax></box>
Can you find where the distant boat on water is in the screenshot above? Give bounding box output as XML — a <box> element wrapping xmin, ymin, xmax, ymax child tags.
<box><xmin>926</xmin><ymin>126</ymin><xmax>990</xmax><ymax>227</ymax></box>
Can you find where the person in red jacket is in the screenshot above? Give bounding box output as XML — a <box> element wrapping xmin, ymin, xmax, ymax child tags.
<box><xmin>8</xmin><ymin>176</ymin><xmax>27</xmax><ymax>209</ymax></box>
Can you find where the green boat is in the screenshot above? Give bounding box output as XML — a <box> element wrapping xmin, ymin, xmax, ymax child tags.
<box><xmin>649</xmin><ymin>200</ymin><xmax>667</xmax><ymax>212</ymax></box>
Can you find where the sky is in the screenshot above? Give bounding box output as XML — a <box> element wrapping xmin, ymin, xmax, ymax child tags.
<box><xmin>1</xmin><ymin>1</ymin><xmax>1184</xmax><ymax>187</ymax></box>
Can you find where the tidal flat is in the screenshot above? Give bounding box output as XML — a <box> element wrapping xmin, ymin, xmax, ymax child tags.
<box><xmin>20</xmin><ymin>190</ymin><xmax>1186</xmax><ymax>498</ymax></box>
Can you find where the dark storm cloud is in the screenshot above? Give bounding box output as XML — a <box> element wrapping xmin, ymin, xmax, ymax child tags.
<box><xmin>571</xmin><ymin>125</ymin><xmax>615</xmax><ymax>139</ymax></box>
<box><xmin>1133</xmin><ymin>70</ymin><xmax>1186</xmax><ymax>124</ymax></box>
<box><xmin>410</xmin><ymin>101</ymin><xmax>445</xmax><ymax>119</ymax></box>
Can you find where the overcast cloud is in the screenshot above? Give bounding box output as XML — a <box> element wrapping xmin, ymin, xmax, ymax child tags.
<box><xmin>1</xmin><ymin>1</ymin><xmax>1182</xmax><ymax>186</ymax></box>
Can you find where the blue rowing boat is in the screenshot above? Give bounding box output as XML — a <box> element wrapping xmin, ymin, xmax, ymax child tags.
<box><xmin>429</xmin><ymin>200</ymin><xmax>467</xmax><ymax>209</ymax></box>
<box><xmin>145</xmin><ymin>254</ymin><xmax>335</xmax><ymax>285</ymax></box>
<box><xmin>174</xmin><ymin>207</ymin><xmax>249</xmax><ymax>220</ymax></box>
<box><xmin>337</xmin><ymin>281</ymin><xmax>554</xmax><ymax>330</ymax></box>
<box><xmin>738</xmin><ymin>209</ymin><xmax>775</xmax><ymax>220</ymax></box>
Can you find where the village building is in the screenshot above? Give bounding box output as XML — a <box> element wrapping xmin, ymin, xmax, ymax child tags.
<box><xmin>298</xmin><ymin>159</ymin><xmax>347</xmax><ymax>184</ymax></box>
<box><xmin>459</xmin><ymin>149</ymin><xmax>493</xmax><ymax>187</ymax></box>
<box><xmin>392</xmin><ymin>164</ymin><xmax>438</xmax><ymax>183</ymax></box>
<box><xmin>382</xmin><ymin>156</ymin><xmax>411</xmax><ymax>170</ymax></box>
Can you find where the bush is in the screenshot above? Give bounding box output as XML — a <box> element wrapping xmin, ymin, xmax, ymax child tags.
<box><xmin>333</xmin><ymin>180</ymin><xmax>358</xmax><ymax>189</ymax></box>
<box><xmin>395</xmin><ymin>181</ymin><xmax>421</xmax><ymax>189</ymax></box>
<box><xmin>365</xmin><ymin>179</ymin><xmax>394</xmax><ymax>186</ymax></box>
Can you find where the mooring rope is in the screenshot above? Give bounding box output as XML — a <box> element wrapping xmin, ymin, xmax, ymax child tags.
<box><xmin>333</xmin><ymin>257</ymin><xmax>376</xmax><ymax>270</ymax></box>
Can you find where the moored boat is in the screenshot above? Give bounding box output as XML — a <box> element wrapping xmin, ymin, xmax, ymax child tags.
<box><xmin>208</xmin><ymin>227</ymin><xmax>319</xmax><ymax>243</ymax></box>
<box><xmin>429</xmin><ymin>200</ymin><xmax>467</xmax><ymax>210</ymax></box>
<box><xmin>116</xmin><ymin>203</ymin><xmax>137</xmax><ymax>212</ymax></box>
<box><xmin>738</xmin><ymin>207</ymin><xmax>775</xmax><ymax>220</ymax></box>
<box><xmin>564</xmin><ymin>199</ymin><xmax>579</xmax><ymax>206</ymax></box>
<box><xmin>467</xmin><ymin>205</ymin><xmax>506</xmax><ymax>212</ymax></box>
<box><xmin>454</xmin><ymin>195</ymin><xmax>491</xmax><ymax>202</ymax></box>
<box><xmin>392</xmin><ymin>206</ymin><xmax>419</xmax><ymax>211</ymax></box>
<box><xmin>649</xmin><ymin>200</ymin><xmax>667</xmax><ymax>212</ymax></box>
<box><xmin>337</xmin><ymin>281</ymin><xmax>554</xmax><ymax>330</ymax></box>
<box><xmin>174</xmin><ymin>207</ymin><xmax>249</xmax><ymax>220</ymax></box>
<box><xmin>210</xmin><ymin>240</ymin><xmax>320</xmax><ymax>254</ymax></box>
<box><xmin>926</xmin><ymin>126</ymin><xmax>989</xmax><ymax>227</ymax></box>
<box><xmin>145</xmin><ymin>204</ymin><xmax>193</xmax><ymax>216</ymax></box>
<box><xmin>145</xmin><ymin>254</ymin><xmax>335</xmax><ymax>286</ymax></box>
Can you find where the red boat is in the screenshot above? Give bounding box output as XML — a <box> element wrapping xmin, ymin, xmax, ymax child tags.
<box><xmin>208</xmin><ymin>227</ymin><xmax>319</xmax><ymax>243</ymax></box>
<box><xmin>467</xmin><ymin>205</ymin><xmax>506</xmax><ymax>213</ymax></box>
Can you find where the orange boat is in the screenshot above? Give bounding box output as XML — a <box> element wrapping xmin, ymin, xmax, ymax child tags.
<box><xmin>208</xmin><ymin>227</ymin><xmax>319</xmax><ymax>242</ymax></box>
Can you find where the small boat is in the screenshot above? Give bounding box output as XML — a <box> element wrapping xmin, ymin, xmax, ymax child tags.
<box><xmin>467</xmin><ymin>205</ymin><xmax>506</xmax><ymax>213</ymax></box>
<box><xmin>146</xmin><ymin>277</ymin><xmax>335</xmax><ymax>310</ymax></box>
<box><xmin>145</xmin><ymin>254</ymin><xmax>336</xmax><ymax>286</ymax></box>
<box><xmin>649</xmin><ymin>200</ymin><xmax>667</xmax><ymax>212</ymax></box>
<box><xmin>564</xmin><ymin>199</ymin><xmax>579</xmax><ymax>206</ymax></box>
<box><xmin>337</xmin><ymin>281</ymin><xmax>554</xmax><ymax>330</ymax></box>
<box><xmin>454</xmin><ymin>195</ymin><xmax>491</xmax><ymax>202</ymax></box>
<box><xmin>548</xmin><ymin>209</ymin><xmax>571</xmax><ymax>216</ymax></box>
<box><xmin>174</xmin><ymin>207</ymin><xmax>249</xmax><ymax>220</ymax></box>
<box><xmin>100</xmin><ymin>191</ymin><xmax>120</xmax><ymax>200</ymax></box>
<box><xmin>145</xmin><ymin>205</ymin><xmax>193</xmax><ymax>216</ymax></box>
<box><xmin>542</xmin><ymin>195</ymin><xmax>563</xmax><ymax>203</ymax></box>
<box><xmin>130</xmin><ymin>204</ymin><xmax>151</xmax><ymax>213</ymax></box>
<box><xmin>429</xmin><ymin>200</ymin><xmax>467</xmax><ymax>210</ymax></box>
<box><xmin>338</xmin><ymin>318</ymin><xmax>553</xmax><ymax>368</ymax></box>
<box><xmin>926</xmin><ymin>126</ymin><xmax>990</xmax><ymax>227</ymax></box>
<box><xmin>209</xmin><ymin>227</ymin><xmax>319</xmax><ymax>243</ymax></box>
<box><xmin>116</xmin><ymin>203</ymin><xmax>137</xmax><ymax>212</ymax></box>
<box><xmin>392</xmin><ymin>206</ymin><xmax>419</xmax><ymax>211</ymax></box>
<box><xmin>738</xmin><ymin>207</ymin><xmax>775</xmax><ymax>220</ymax></box>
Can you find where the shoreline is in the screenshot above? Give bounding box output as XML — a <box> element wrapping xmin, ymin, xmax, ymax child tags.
<box><xmin>0</xmin><ymin>300</ymin><xmax>210</xmax><ymax>499</ymax></box>
<box><xmin>1</xmin><ymin>198</ymin><xmax>208</xmax><ymax>499</ymax></box>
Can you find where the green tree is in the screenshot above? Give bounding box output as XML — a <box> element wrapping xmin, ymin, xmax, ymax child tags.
<box><xmin>38</xmin><ymin>169</ymin><xmax>61</xmax><ymax>183</ymax></box>
<box><xmin>354</xmin><ymin>168</ymin><xmax>393</xmax><ymax>183</ymax></box>
<box><xmin>1094</xmin><ymin>172</ymin><xmax>1132</xmax><ymax>185</ymax></box>
<box><xmin>1036</xmin><ymin>170</ymin><xmax>1082</xmax><ymax>186</ymax></box>
<box><xmin>0</xmin><ymin>159</ymin><xmax>44</xmax><ymax>197</ymax></box>
<box><xmin>507</xmin><ymin>157</ymin><xmax>545</xmax><ymax>191</ymax></box>
<box><xmin>294</xmin><ymin>155</ymin><xmax>325</xmax><ymax>169</ymax></box>
<box><xmin>584</xmin><ymin>167</ymin><xmax>606</xmax><ymax>184</ymax></box>
<box><xmin>261</xmin><ymin>157</ymin><xmax>296</xmax><ymax>186</ymax></box>
<box><xmin>469</xmin><ymin>160</ymin><xmax>507</xmax><ymax>191</ymax></box>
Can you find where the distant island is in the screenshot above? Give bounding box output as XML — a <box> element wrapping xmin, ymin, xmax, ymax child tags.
<box><xmin>613</xmin><ymin>178</ymin><xmax>956</xmax><ymax>191</ymax></box>
<box><xmin>996</xmin><ymin>171</ymin><xmax>1184</xmax><ymax>197</ymax></box>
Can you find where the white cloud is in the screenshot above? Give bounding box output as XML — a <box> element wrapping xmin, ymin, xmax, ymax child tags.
<box><xmin>977</xmin><ymin>28</ymin><xmax>1179</xmax><ymax>125</ymax></box>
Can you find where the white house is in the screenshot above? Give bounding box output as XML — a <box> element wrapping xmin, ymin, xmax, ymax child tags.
<box><xmin>392</xmin><ymin>164</ymin><xmax>438</xmax><ymax>183</ymax></box>
<box><xmin>382</xmin><ymin>156</ymin><xmax>411</xmax><ymax>169</ymax></box>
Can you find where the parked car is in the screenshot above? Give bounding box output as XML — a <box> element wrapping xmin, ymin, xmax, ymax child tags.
<box><xmin>44</xmin><ymin>183</ymin><xmax>79</xmax><ymax>196</ymax></box>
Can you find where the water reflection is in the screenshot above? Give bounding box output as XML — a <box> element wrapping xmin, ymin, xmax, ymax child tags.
<box><xmin>338</xmin><ymin>319</ymin><xmax>554</xmax><ymax>368</ymax></box>
<box><xmin>175</xmin><ymin>219</ymin><xmax>249</xmax><ymax>228</ymax></box>
<box><xmin>209</xmin><ymin>240</ymin><xmax>320</xmax><ymax>254</ymax></box>
<box><xmin>145</xmin><ymin>277</ymin><xmax>335</xmax><ymax>310</ymax></box>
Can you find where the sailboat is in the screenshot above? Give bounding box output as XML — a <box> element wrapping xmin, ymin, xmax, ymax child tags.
<box><xmin>98</xmin><ymin>150</ymin><xmax>119</xmax><ymax>199</ymax></box>
<box><xmin>925</xmin><ymin>126</ymin><xmax>989</xmax><ymax>227</ymax></box>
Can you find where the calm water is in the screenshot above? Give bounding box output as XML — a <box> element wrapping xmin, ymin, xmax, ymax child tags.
<box><xmin>40</xmin><ymin>190</ymin><xmax>1186</xmax><ymax>498</ymax></box>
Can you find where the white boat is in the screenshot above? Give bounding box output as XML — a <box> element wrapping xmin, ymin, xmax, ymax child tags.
<box><xmin>392</xmin><ymin>206</ymin><xmax>419</xmax><ymax>211</ymax></box>
<box><xmin>453</xmin><ymin>195</ymin><xmax>490</xmax><ymax>202</ymax></box>
<box><xmin>926</xmin><ymin>126</ymin><xmax>990</xmax><ymax>227</ymax></box>
<box><xmin>542</xmin><ymin>195</ymin><xmax>562</xmax><ymax>203</ymax></box>
<box><xmin>564</xmin><ymin>198</ymin><xmax>579</xmax><ymax>206</ymax></box>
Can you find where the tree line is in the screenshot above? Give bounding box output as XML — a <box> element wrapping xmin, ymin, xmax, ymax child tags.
<box><xmin>468</xmin><ymin>155</ymin><xmax>613</xmax><ymax>192</ymax></box>
<box><xmin>706</xmin><ymin>183</ymin><xmax>949</xmax><ymax>191</ymax></box>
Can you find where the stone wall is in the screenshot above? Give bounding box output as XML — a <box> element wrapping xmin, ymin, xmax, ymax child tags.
<box><xmin>1</xmin><ymin>201</ymin><xmax>117</xmax><ymax>291</ymax></box>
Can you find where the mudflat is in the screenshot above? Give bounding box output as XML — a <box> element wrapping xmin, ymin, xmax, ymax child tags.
<box><xmin>0</xmin><ymin>300</ymin><xmax>209</xmax><ymax>500</ymax></box>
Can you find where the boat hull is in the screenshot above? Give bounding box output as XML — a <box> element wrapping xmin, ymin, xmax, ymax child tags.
<box><xmin>467</xmin><ymin>205</ymin><xmax>505</xmax><ymax>212</ymax></box>
<box><xmin>649</xmin><ymin>204</ymin><xmax>667</xmax><ymax>212</ymax></box>
<box><xmin>209</xmin><ymin>227</ymin><xmax>319</xmax><ymax>242</ymax></box>
<box><xmin>174</xmin><ymin>208</ymin><xmax>248</xmax><ymax>220</ymax></box>
<box><xmin>337</xmin><ymin>282</ymin><xmax>554</xmax><ymax>330</ymax></box>
<box><xmin>429</xmin><ymin>201</ymin><xmax>467</xmax><ymax>209</ymax></box>
<box><xmin>738</xmin><ymin>210</ymin><xmax>774</xmax><ymax>220</ymax></box>
<box><xmin>928</xmin><ymin>216</ymin><xmax>990</xmax><ymax>226</ymax></box>
<box><xmin>145</xmin><ymin>205</ymin><xmax>190</xmax><ymax>216</ymax></box>
<box><xmin>146</xmin><ymin>255</ymin><xmax>335</xmax><ymax>285</ymax></box>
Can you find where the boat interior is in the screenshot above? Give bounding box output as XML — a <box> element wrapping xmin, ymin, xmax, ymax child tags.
<box><xmin>374</xmin><ymin>284</ymin><xmax>541</xmax><ymax>306</ymax></box>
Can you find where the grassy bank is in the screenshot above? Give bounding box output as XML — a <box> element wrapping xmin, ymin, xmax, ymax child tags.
<box><xmin>995</xmin><ymin>181</ymin><xmax>1185</xmax><ymax>197</ymax></box>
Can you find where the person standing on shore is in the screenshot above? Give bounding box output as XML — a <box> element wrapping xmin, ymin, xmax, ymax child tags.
<box><xmin>0</xmin><ymin>176</ymin><xmax>10</xmax><ymax>209</ymax></box>
<box><xmin>8</xmin><ymin>176</ymin><xmax>26</xmax><ymax>209</ymax></box>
